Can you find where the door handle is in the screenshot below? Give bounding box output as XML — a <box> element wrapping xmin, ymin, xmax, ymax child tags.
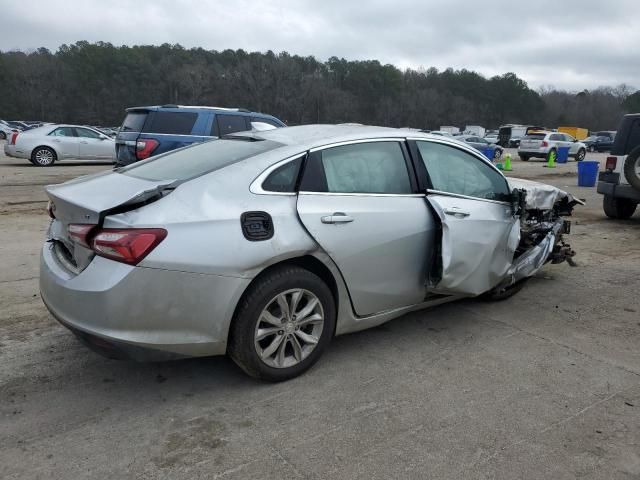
<box><xmin>444</xmin><ymin>207</ymin><xmax>470</xmax><ymax>217</ymax></box>
<box><xmin>321</xmin><ymin>212</ymin><xmax>354</xmax><ymax>224</ymax></box>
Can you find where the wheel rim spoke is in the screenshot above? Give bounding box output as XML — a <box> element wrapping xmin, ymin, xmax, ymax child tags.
<box><xmin>276</xmin><ymin>294</ymin><xmax>291</xmax><ymax>321</ymax></box>
<box><xmin>260</xmin><ymin>310</ymin><xmax>282</xmax><ymax>327</ymax></box>
<box><xmin>295</xmin><ymin>312</ymin><xmax>323</xmax><ymax>327</ymax></box>
<box><xmin>295</xmin><ymin>329</ymin><xmax>319</xmax><ymax>345</ymax></box>
<box><xmin>295</xmin><ymin>298</ymin><xmax>318</xmax><ymax>322</ymax></box>
<box><xmin>276</xmin><ymin>336</ymin><xmax>288</xmax><ymax>366</ymax></box>
<box><xmin>256</xmin><ymin>326</ymin><xmax>280</xmax><ymax>341</ymax></box>
<box><xmin>290</xmin><ymin>335</ymin><xmax>303</xmax><ymax>361</ymax></box>
<box><xmin>289</xmin><ymin>290</ymin><xmax>302</xmax><ymax>317</ymax></box>
<box><xmin>260</xmin><ymin>333</ymin><xmax>285</xmax><ymax>359</ymax></box>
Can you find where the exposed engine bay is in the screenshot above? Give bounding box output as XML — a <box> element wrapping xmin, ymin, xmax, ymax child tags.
<box><xmin>498</xmin><ymin>178</ymin><xmax>584</xmax><ymax>290</ymax></box>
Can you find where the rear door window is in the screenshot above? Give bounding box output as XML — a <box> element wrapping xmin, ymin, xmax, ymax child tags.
<box><xmin>49</xmin><ymin>127</ymin><xmax>76</xmax><ymax>137</ymax></box>
<box><xmin>143</xmin><ymin>112</ymin><xmax>198</xmax><ymax>135</ymax></box>
<box><xmin>120</xmin><ymin>112</ymin><xmax>147</xmax><ymax>132</ymax></box>
<box><xmin>300</xmin><ymin>142</ymin><xmax>413</xmax><ymax>194</ymax></box>
<box><xmin>217</xmin><ymin>115</ymin><xmax>250</xmax><ymax>136</ymax></box>
<box><xmin>75</xmin><ymin>128</ymin><xmax>101</xmax><ymax>139</ymax></box>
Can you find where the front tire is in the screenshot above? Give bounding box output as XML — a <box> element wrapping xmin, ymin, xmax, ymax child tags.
<box><xmin>519</xmin><ymin>155</ymin><xmax>529</xmax><ymax>161</ymax></box>
<box><xmin>228</xmin><ymin>266</ymin><xmax>336</xmax><ymax>382</ymax></box>
<box><xmin>493</xmin><ymin>148</ymin><xmax>502</xmax><ymax>160</ymax></box>
<box><xmin>575</xmin><ymin>148</ymin><xmax>586</xmax><ymax>161</ymax></box>
<box><xmin>481</xmin><ymin>278</ymin><xmax>530</xmax><ymax>301</ymax></box>
<box><xmin>603</xmin><ymin>195</ymin><xmax>637</xmax><ymax>219</ymax></box>
<box><xmin>31</xmin><ymin>146</ymin><xmax>57</xmax><ymax>166</ymax></box>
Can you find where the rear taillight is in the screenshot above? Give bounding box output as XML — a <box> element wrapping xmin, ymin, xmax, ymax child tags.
<box><xmin>135</xmin><ymin>139</ymin><xmax>159</xmax><ymax>160</ymax></box>
<box><xmin>10</xmin><ymin>132</ymin><xmax>18</xmax><ymax>145</ymax></box>
<box><xmin>605</xmin><ymin>156</ymin><xmax>617</xmax><ymax>171</ymax></box>
<box><xmin>541</xmin><ymin>140</ymin><xmax>548</xmax><ymax>147</ymax></box>
<box><xmin>67</xmin><ymin>224</ymin><xmax>95</xmax><ymax>248</ymax></box>
<box><xmin>91</xmin><ymin>228</ymin><xmax>167</xmax><ymax>265</ymax></box>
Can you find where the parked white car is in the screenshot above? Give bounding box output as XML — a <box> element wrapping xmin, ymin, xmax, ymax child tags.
<box><xmin>4</xmin><ymin>124</ymin><xmax>116</xmax><ymax>166</ymax></box>
<box><xmin>0</xmin><ymin>119</ymin><xmax>19</xmax><ymax>140</ymax></box>
<box><xmin>518</xmin><ymin>131</ymin><xmax>587</xmax><ymax>162</ymax></box>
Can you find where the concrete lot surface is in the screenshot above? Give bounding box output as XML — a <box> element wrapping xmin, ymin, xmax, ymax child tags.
<box><xmin>1</xmin><ymin>145</ymin><xmax>639</xmax><ymax>479</ymax></box>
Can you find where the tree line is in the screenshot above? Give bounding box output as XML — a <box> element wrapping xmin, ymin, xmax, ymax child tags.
<box><xmin>0</xmin><ymin>41</ymin><xmax>637</xmax><ymax>131</ymax></box>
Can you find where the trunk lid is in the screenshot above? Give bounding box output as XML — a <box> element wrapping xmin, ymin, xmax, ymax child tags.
<box><xmin>46</xmin><ymin>171</ymin><xmax>177</xmax><ymax>273</ymax></box>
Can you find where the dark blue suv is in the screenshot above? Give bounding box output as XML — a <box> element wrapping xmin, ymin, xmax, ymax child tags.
<box><xmin>115</xmin><ymin>105</ymin><xmax>286</xmax><ymax>166</ymax></box>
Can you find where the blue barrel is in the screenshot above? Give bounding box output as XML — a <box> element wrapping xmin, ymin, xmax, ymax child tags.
<box><xmin>481</xmin><ymin>146</ymin><xmax>495</xmax><ymax>160</ymax></box>
<box><xmin>577</xmin><ymin>161</ymin><xmax>599</xmax><ymax>187</ymax></box>
<box><xmin>556</xmin><ymin>146</ymin><xmax>570</xmax><ymax>163</ymax></box>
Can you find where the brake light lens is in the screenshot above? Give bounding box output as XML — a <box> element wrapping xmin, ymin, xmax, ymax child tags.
<box><xmin>10</xmin><ymin>132</ymin><xmax>18</xmax><ymax>145</ymax></box>
<box><xmin>541</xmin><ymin>140</ymin><xmax>548</xmax><ymax>147</ymax></box>
<box><xmin>605</xmin><ymin>156</ymin><xmax>617</xmax><ymax>171</ymax></box>
<box><xmin>67</xmin><ymin>224</ymin><xmax>95</xmax><ymax>248</ymax></box>
<box><xmin>135</xmin><ymin>139</ymin><xmax>159</xmax><ymax>160</ymax></box>
<box><xmin>91</xmin><ymin>228</ymin><xmax>167</xmax><ymax>265</ymax></box>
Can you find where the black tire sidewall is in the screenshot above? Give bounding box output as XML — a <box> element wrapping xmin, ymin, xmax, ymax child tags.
<box><xmin>576</xmin><ymin>149</ymin><xmax>585</xmax><ymax>161</ymax></box>
<box><xmin>228</xmin><ymin>266</ymin><xmax>336</xmax><ymax>382</ymax></box>
<box><xmin>603</xmin><ymin>194</ymin><xmax>637</xmax><ymax>219</ymax></box>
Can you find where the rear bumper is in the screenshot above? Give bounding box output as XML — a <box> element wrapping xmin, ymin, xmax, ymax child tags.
<box><xmin>40</xmin><ymin>242</ymin><xmax>251</xmax><ymax>360</ymax></box>
<box><xmin>518</xmin><ymin>147</ymin><xmax>548</xmax><ymax>156</ymax></box>
<box><xmin>597</xmin><ymin>177</ymin><xmax>640</xmax><ymax>201</ymax></box>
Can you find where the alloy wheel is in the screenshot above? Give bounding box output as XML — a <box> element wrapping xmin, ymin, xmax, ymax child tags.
<box><xmin>254</xmin><ymin>288</ymin><xmax>325</xmax><ymax>369</ymax></box>
<box><xmin>34</xmin><ymin>149</ymin><xmax>54</xmax><ymax>165</ymax></box>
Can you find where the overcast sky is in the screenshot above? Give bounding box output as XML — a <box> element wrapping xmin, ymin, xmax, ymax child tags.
<box><xmin>1</xmin><ymin>0</ymin><xmax>638</xmax><ymax>91</ymax></box>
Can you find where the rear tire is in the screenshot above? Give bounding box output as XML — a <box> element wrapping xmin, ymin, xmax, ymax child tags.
<box><xmin>31</xmin><ymin>146</ymin><xmax>57</xmax><ymax>166</ymax></box>
<box><xmin>0</xmin><ymin>131</ymin><xmax>6</xmax><ymax>140</ymax></box>
<box><xmin>228</xmin><ymin>266</ymin><xmax>336</xmax><ymax>382</ymax></box>
<box><xmin>519</xmin><ymin>155</ymin><xmax>529</xmax><ymax>161</ymax></box>
<box><xmin>623</xmin><ymin>150</ymin><xmax>640</xmax><ymax>190</ymax></box>
<box><xmin>603</xmin><ymin>195</ymin><xmax>637</xmax><ymax>219</ymax></box>
<box><xmin>481</xmin><ymin>278</ymin><xmax>530</xmax><ymax>301</ymax></box>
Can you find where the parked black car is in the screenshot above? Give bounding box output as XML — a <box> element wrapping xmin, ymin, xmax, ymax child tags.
<box><xmin>583</xmin><ymin>135</ymin><xmax>614</xmax><ymax>152</ymax></box>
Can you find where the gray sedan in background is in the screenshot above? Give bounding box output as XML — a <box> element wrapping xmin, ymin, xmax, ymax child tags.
<box><xmin>40</xmin><ymin>125</ymin><xmax>579</xmax><ymax>381</ymax></box>
<box><xmin>4</xmin><ymin>124</ymin><xmax>116</xmax><ymax>165</ymax></box>
<box><xmin>457</xmin><ymin>134</ymin><xmax>504</xmax><ymax>159</ymax></box>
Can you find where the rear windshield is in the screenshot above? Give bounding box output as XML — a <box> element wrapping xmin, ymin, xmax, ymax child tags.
<box><xmin>524</xmin><ymin>134</ymin><xmax>546</xmax><ymax>140</ymax></box>
<box><xmin>119</xmin><ymin>138</ymin><xmax>282</xmax><ymax>182</ymax></box>
<box><xmin>120</xmin><ymin>112</ymin><xmax>147</xmax><ymax>132</ymax></box>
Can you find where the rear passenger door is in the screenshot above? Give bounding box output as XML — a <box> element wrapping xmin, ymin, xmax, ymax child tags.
<box><xmin>296</xmin><ymin>140</ymin><xmax>436</xmax><ymax>316</ymax></box>
<box><xmin>412</xmin><ymin>140</ymin><xmax>519</xmax><ymax>296</ymax></box>
<box><xmin>48</xmin><ymin>127</ymin><xmax>79</xmax><ymax>158</ymax></box>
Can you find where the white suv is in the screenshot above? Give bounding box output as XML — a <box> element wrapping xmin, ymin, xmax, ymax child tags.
<box><xmin>518</xmin><ymin>131</ymin><xmax>587</xmax><ymax>162</ymax></box>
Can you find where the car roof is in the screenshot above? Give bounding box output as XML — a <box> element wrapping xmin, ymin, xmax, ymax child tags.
<box><xmin>126</xmin><ymin>105</ymin><xmax>268</xmax><ymax>115</ymax></box>
<box><xmin>230</xmin><ymin>124</ymin><xmax>438</xmax><ymax>149</ymax></box>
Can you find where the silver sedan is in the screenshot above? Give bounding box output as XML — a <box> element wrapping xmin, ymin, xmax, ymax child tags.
<box><xmin>4</xmin><ymin>124</ymin><xmax>116</xmax><ymax>165</ymax></box>
<box><xmin>40</xmin><ymin>125</ymin><xmax>580</xmax><ymax>381</ymax></box>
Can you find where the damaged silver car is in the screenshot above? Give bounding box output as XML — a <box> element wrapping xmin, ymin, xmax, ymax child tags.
<box><xmin>40</xmin><ymin>125</ymin><xmax>581</xmax><ymax>381</ymax></box>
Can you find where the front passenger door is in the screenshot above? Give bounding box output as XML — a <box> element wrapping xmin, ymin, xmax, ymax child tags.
<box><xmin>414</xmin><ymin>140</ymin><xmax>519</xmax><ymax>296</ymax></box>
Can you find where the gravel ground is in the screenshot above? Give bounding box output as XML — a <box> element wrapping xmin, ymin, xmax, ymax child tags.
<box><xmin>1</xmin><ymin>144</ymin><xmax>639</xmax><ymax>479</ymax></box>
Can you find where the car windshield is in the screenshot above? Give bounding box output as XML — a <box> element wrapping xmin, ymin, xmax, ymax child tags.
<box><xmin>119</xmin><ymin>138</ymin><xmax>283</xmax><ymax>182</ymax></box>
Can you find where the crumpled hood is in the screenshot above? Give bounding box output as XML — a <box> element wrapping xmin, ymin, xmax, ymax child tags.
<box><xmin>507</xmin><ymin>177</ymin><xmax>585</xmax><ymax>211</ymax></box>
